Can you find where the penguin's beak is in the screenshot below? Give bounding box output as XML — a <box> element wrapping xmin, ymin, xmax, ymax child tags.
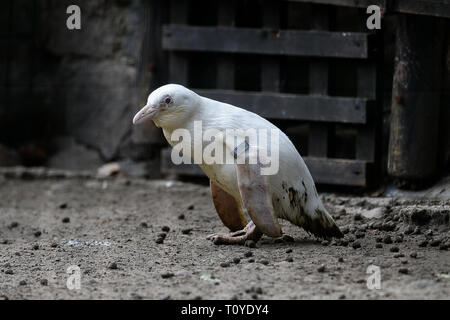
<box><xmin>133</xmin><ymin>104</ymin><xmax>159</xmax><ymax>125</ymax></box>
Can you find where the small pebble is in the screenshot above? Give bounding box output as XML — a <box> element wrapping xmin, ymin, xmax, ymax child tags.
<box><xmin>162</xmin><ymin>226</ymin><xmax>170</xmax><ymax>232</ymax></box>
<box><xmin>418</xmin><ymin>240</ymin><xmax>428</xmax><ymax>247</ymax></box>
<box><xmin>59</xmin><ymin>203</ymin><xmax>68</xmax><ymax>209</ymax></box>
<box><xmin>140</xmin><ymin>222</ymin><xmax>148</xmax><ymax>228</ymax></box>
<box><xmin>34</xmin><ymin>231</ymin><xmax>42</xmax><ymax>237</ymax></box>
<box><xmin>317</xmin><ymin>264</ymin><xmax>326</xmax><ymax>273</ymax></box>
<box><xmin>285</xmin><ymin>249</ymin><xmax>293</xmax><ymax>254</ymax></box>
<box><xmin>62</xmin><ymin>217</ymin><xmax>70</xmax><ymax>223</ymax></box>
<box><xmin>8</xmin><ymin>222</ymin><xmax>19</xmax><ymax>229</ymax></box>
<box><xmin>158</xmin><ymin>233</ymin><xmax>167</xmax><ymax>239</ymax></box>
<box><xmin>51</xmin><ymin>243</ymin><xmax>58</xmax><ymax>248</ymax></box>
<box><xmin>108</xmin><ymin>262</ymin><xmax>118</xmax><ymax>270</ymax></box>
<box><xmin>233</xmin><ymin>258</ymin><xmax>241</xmax><ymax>264</ymax></box>
<box><xmin>19</xmin><ymin>280</ymin><xmax>27</xmax><ymax>286</ymax></box>
<box><xmin>282</xmin><ymin>235</ymin><xmax>294</xmax><ymax>242</ymax></box>
<box><xmin>430</xmin><ymin>239</ymin><xmax>441</xmax><ymax>247</ymax></box>
<box><xmin>187</xmin><ymin>205</ymin><xmax>195</xmax><ymax>210</ymax></box>
<box><xmin>32</xmin><ymin>244</ymin><xmax>39</xmax><ymax>250</ymax></box>
<box><xmin>390</xmin><ymin>246</ymin><xmax>400</xmax><ymax>253</ymax></box>
<box><xmin>286</xmin><ymin>257</ymin><xmax>294</xmax><ymax>263</ymax></box>
<box><xmin>5</xmin><ymin>269</ymin><xmax>13</xmax><ymax>275</ymax></box>
<box><xmin>410</xmin><ymin>252</ymin><xmax>418</xmax><ymax>258</ymax></box>
<box><xmin>244</xmin><ymin>251</ymin><xmax>253</xmax><ymax>258</ymax></box>
<box><xmin>375</xmin><ymin>243</ymin><xmax>383</xmax><ymax>248</ymax></box>
<box><xmin>355</xmin><ymin>231</ymin><xmax>365</xmax><ymax>239</ymax></box>
<box><xmin>161</xmin><ymin>272</ymin><xmax>174</xmax><ymax>279</ymax></box>
<box><xmin>401</xmin><ymin>259</ymin><xmax>408</xmax><ymax>264</ymax></box>
<box><xmin>260</xmin><ymin>260</ymin><xmax>269</xmax><ymax>266</ymax></box>
<box><xmin>220</xmin><ymin>262</ymin><xmax>230</xmax><ymax>268</ymax></box>
<box><xmin>181</xmin><ymin>228</ymin><xmax>192</xmax><ymax>235</ymax></box>
<box><xmin>352</xmin><ymin>241</ymin><xmax>361</xmax><ymax>249</ymax></box>
<box><xmin>40</xmin><ymin>279</ymin><xmax>48</xmax><ymax>286</ymax></box>
<box><xmin>398</xmin><ymin>268</ymin><xmax>409</xmax><ymax>274</ymax></box>
<box><xmin>339</xmin><ymin>294</ymin><xmax>346</xmax><ymax>300</ymax></box>
<box><xmin>353</xmin><ymin>214</ymin><xmax>363</xmax><ymax>221</ymax></box>
<box><xmin>245</xmin><ymin>240</ymin><xmax>256</xmax><ymax>248</ymax></box>
<box><xmin>155</xmin><ymin>238</ymin><xmax>164</xmax><ymax>244</ymax></box>
<box><xmin>178</xmin><ymin>214</ymin><xmax>185</xmax><ymax>220</ymax></box>
<box><xmin>383</xmin><ymin>235</ymin><xmax>393</xmax><ymax>244</ymax></box>
<box><xmin>248</xmin><ymin>258</ymin><xmax>255</xmax><ymax>263</ymax></box>
<box><xmin>339</xmin><ymin>240</ymin><xmax>348</xmax><ymax>247</ymax></box>
<box><xmin>338</xmin><ymin>257</ymin><xmax>344</xmax><ymax>263</ymax></box>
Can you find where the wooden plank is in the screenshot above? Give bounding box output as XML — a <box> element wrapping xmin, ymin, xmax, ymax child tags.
<box><xmin>394</xmin><ymin>0</ymin><xmax>450</xmax><ymax>19</ymax></box>
<box><xmin>217</xmin><ymin>0</ymin><xmax>235</xmax><ymax>89</ymax></box>
<box><xmin>287</xmin><ymin>0</ymin><xmax>450</xmax><ymax>18</ymax></box>
<box><xmin>356</xmin><ymin>62</ymin><xmax>377</xmax><ymax>162</ymax></box>
<box><xmin>168</xmin><ymin>0</ymin><xmax>188</xmax><ymax>85</ymax></box>
<box><xmin>261</xmin><ymin>1</ymin><xmax>280</xmax><ymax>92</ymax></box>
<box><xmin>196</xmin><ymin>89</ymin><xmax>370</xmax><ymax>123</ymax></box>
<box><xmin>162</xmin><ymin>25</ymin><xmax>371</xmax><ymax>59</ymax></box>
<box><xmin>161</xmin><ymin>148</ymin><xmax>204</xmax><ymax>176</ymax></box>
<box><xmin>388</xmin><ymin>14</ymin><xmax>444</xmax><ymax>181</ymax></box>
<box><xmin>286</xmin><ymin>0</ymin><xmax>386</xmax><ymax>9</ymax></box>
<box><xmin>308</xmin><ymin>5</ymin><xmax>330</xmax><ymax>158</ymax></box>
<box><xmin>304</xmin><ymin>157</ymin><xmax>367</xmax><ymax>186</ymax></box>
<box><xmin>161</xmin><ymin>148</ymin><xmax>367</xmax><ymax>186</ymax></box>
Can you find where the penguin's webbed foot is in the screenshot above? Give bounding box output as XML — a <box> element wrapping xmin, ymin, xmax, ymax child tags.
<box><xmin>207</xmin><ymin>221</ymin><xmax>262</xmax><ymax>245</ymax></box>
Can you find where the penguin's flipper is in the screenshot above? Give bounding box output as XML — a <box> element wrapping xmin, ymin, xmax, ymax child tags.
<box><xmin>210</xmin><ymin>180</ymin><xmax>247</xmax><ymax>232</ymax></box>
<box><xmin>235</xmin><ymin>146</ymin><xmax>282</xmax><ymax>238</ymax></box>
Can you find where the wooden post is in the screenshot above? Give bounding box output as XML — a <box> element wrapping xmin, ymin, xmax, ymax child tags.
<box><xmin>308</xmin><ymin>5</ymin><xmax>330</xmax><ymax>158</ymax></box>
<box><xmin>131</xmin><ymin>0</ymin><xmax>166</xmax><ymax>145</ymax></box>
<box><xmin>169</xmin><ymin>0</ymin><xmax>188</xmax><ymax>85</ymax></box>
<box><xmin>261</xmin><ymin>0</ymin><xmax>280</xmax><ymax>92</ymax></box>
<box><xmin>217</xmin><ymin>0</ymin><xmax>235</xmax><ymax>89</ymax></box>
<box><xmin>388</xmin><ymin>14</ymin><xmax>445</xmax><ymax>185</ymax></box>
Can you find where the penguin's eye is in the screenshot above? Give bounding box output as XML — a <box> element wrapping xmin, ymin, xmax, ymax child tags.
<box><xmin>164</xmin><ymin>97</ymin><xmax>172</xmax><ymax>104</ymax></box>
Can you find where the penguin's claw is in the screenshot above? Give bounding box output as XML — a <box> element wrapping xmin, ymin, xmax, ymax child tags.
<box><xmin>206</xmin><ymin>221</ymin><xmax>262</xmax><ymax>245</ymax></box>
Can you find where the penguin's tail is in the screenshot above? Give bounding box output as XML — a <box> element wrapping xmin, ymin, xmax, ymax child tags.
<box><xmin>300</xmin><ymin>205</ymin><xmax>344</xmax><ymax>239</ymax></box>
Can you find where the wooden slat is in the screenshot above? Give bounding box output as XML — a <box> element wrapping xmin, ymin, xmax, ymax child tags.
<box><xmin>356</xmin><ymin>62</ymin><xmax>377</xmax><ymax>162</ymax></box>
<box><xmin>161</xmin><ymin>148</ymin><xmax>205</xmax><ymax>176</ymax></box>
<box><xmin>286</xmin><ymin>0</ymin><xmax>386</xmax><ymax>9</ymax></box>
<box><xmin>217</xmin><ymin>0</ymin><xmax>235</xmax><ymax>89</ymax></box>
<box><xmin>196</xmin><ymin>89</ymin><xmax>370</xmax><ymax>123</ymax></box>
<box><xmin>394</xmin><ymin>0</ymin><xmax>450</xmax><ymax>19</ymax></box>
<box><xmin>304</xmin><ymin>157</ymin><xmax>367</xmax><ymax>186</ymax></box>
<box><xmin>168</xmin><ymin>0</ymin><xmax>188</xmax><ymax>85</ymax></box>
<box><xmin>308</xmin><ymin>5</ymin><xmax>330</xmax><ymax>158</ymax></box>
<box><xmin>287</xmin><ymin>0</ymin><xmax>450</xmax><ymax>18</ymax></box>
<box><xmin>161</xmin><ymin>148</ymin><xmax>367</xmax><ymax>186</ymax></box>
<box><xmin>162</xmin><ymin>25</ymin><xmax>371</xmax><ymax>59</ymax></box>
<box><xmin>261</xmin><ymin>1</ymin><xmax>280</xmax><ymax>92</ymax></box>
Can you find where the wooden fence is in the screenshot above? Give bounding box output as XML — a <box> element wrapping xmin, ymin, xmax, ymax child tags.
<box><xmin>158</xmin><ymin>0</ymin><xmax>386</xmax><ymax>187</ymax></box>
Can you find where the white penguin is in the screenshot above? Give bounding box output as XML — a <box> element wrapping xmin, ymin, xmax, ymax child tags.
<box><xmin>133</xmin><ymin>84</ymin><xmax>343</xmax><ymax>244</ymax></box>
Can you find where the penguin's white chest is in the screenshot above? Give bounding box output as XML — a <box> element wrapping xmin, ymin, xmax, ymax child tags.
<box><xmin>200</xmin><ymin>163</ymin><xmax>240</xmax><ymax>199</ymax></box>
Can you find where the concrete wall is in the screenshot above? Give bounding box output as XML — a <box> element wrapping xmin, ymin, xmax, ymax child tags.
<box><xmin>1</xmin><ymin>0</ymin><xmax>162</xmax><ymax>176</ymax></box>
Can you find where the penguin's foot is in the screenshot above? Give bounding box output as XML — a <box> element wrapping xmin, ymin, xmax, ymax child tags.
<box><xmin>207</xmin><ymin>221</ymin><xmax>262</xmax><ymax>245</ymax></box>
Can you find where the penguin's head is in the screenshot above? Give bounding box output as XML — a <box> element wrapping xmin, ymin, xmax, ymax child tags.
<box><xmin>133</xmin><ymin>84</ymin><xmax>200</xmax><ymax>129</ymax></box>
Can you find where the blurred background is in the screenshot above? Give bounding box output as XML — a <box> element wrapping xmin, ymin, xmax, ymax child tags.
<box><xmin>0</xmin><ymin>0</ymin><xmax>449</xmax><ymax>190</ymax></box>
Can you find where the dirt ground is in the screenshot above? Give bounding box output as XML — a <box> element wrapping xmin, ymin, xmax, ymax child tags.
<box><xmin>0</xmin><ymin>171</ymin><xmax>449</xmax><ymax>300</ymax></box>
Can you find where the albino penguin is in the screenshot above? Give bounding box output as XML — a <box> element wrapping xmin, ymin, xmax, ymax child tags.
<box><xmin>133</xmin><ymin>84</ymin><xmax>343</xmax><ymax>244</ymax></box>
